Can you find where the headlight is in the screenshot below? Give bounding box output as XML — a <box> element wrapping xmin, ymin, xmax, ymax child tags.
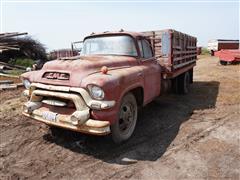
<box><xmin>87</xmin><ymin>85</ymin><xmax>105</xmax><ymax>100</ymax></box>
<box><xmin>22</xmin><ymin>79</ymin><xmax>31</xmax><ymax>89</ymax></box>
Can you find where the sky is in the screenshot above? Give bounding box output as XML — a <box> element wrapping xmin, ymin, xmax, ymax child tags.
<box><xmin>0</xmin><ymin>0</ymin><xmax>239</xmax><ymax>51</ymax></box>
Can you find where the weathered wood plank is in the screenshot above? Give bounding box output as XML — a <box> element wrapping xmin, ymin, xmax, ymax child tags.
<box><xmin>0</xmin><ymin>80</ymin><xmax>14</xmax><ymax>85</ymax></box>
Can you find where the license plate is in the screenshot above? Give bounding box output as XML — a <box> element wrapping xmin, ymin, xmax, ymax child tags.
<box><xmin>42</xmin><ymin>111</ymin><xmax>57</xmax><ymax>122</ymax></box>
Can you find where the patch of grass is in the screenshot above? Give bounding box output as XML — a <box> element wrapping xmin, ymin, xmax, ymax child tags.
<box><xmin>201</xmin><ymin>47</ymin><xmax>210</xmax><ymax>55</ymax></box>
<box><xmin>9</xmin><ymin>58</ymin><xmax>35</xmax><ymax>67</ymax></box>
<box><xmin>5</xmin><ymin>69</ymin><xmax>25</xmax><ymax>76</ymax></box>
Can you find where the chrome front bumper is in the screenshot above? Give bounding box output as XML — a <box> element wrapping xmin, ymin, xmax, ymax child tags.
<box><xmin>22</xmin><ymin>83</ymin><xmax>115</xmax><ymax>135</ymax></box>
<box><xmin>22</xmin><ymin>110</ymin><xmax>110</xmax><ymax>135</ymax></box>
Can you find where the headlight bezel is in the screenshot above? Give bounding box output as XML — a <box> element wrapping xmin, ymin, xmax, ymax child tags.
<box><xmin>22</xmin><ymin>79</ymin><xmax>31</xmax><ymax>89</ymax></box>
<box><xmin>87</xmin><ymin>84</ymin><xmax>105</xmax><ymax>100</ymax></box>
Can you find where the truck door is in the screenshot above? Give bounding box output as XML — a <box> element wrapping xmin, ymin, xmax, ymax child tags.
<box><xmin>137</xmin><ymin>38</ymin><xmax>161</xmax><ymax>104</ymax></box>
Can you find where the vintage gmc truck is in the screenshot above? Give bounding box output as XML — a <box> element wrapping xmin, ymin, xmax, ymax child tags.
<box><xmin>21</xmin><ymin>29</ymin><xmax>197</xmax><ymax>143</ymax></box>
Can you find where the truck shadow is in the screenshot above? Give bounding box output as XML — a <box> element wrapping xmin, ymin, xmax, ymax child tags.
<box><xmin>43</xmin><ymin>81</ymin><xmax>219</xmax><ymax>164</ymax></box>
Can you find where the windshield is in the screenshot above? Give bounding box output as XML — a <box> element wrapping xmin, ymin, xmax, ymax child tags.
<box><xmin>81</xmin><ymin>35</ymin><xmax>138</xmax><ymax>56</ymax></box>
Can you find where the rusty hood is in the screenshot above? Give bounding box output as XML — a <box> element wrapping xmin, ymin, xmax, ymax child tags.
<box><xmin>24</xmin><ymin>55</ymin><xmax>137</xmax><ymax>87</ymax></box>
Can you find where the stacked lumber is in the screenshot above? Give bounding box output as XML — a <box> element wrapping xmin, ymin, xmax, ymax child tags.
<box><xmin>0</xmin><ymin>61</ymin><xmax>26</xmax><ymax>70</ymax></box>
<box><xmin>0</xmin><ymin>32</ymin><xmax>28</xmax><ymax>52</ymax></box>
<box><xmin>0</xmin><ymin>79</ymin><xmax>23</xmax><ymax>91</ymax></box>
<box><xmin>0</xmin><ymin>74</ymin><xmax>23</xmax><ymax>91</ymax></box>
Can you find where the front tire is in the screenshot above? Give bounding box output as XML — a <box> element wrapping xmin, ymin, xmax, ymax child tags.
<box><xmin>111</xmin><ymin>93</ymin><xmax>138</xmax><ymax>144</ymax></box>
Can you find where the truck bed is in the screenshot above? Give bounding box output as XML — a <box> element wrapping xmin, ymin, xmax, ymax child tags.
<box><xmin>142</xmin><ymin>29</ymin><xmax>197</xmax><ymax>78</ymax></box>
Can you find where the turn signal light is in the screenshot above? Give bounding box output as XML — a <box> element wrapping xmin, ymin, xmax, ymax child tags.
<box><xmin>101</xmin><ymin>66</ymin><xmax>108</xmax><ymax>74</ymax></box>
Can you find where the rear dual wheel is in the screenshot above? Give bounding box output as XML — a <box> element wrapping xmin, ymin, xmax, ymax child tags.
<box><xmin>181</xmin><ymin>72</ymin><xmax>190</xmax><ymax>94</ymax></box>
<box><xmin>174</xmin><ymin>71</ymin><xmax>191</xmax><ymax>94</ymax></box>
<box><xmin>111</xmin><ymin>93</ymin><xmax>138</xmax><ymax>144</ymax></box>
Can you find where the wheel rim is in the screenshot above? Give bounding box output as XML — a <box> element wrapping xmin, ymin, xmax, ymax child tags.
<box><xmin>119</xmin><ymin>101</ymin><xmax>136</xmax><ymax>134</ymax></box>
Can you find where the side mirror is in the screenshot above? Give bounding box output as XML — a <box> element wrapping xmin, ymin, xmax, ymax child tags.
<box><xmin>71</xmin><ymin>41</ymin><xmax>83</xmax><ymax>54</ymax></box>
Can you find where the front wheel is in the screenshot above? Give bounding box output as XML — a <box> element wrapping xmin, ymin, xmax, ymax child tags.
<box><xmin>111</xmin><ymin>93</ymin><xmax>138</xmax><ymax>144</ymax></box>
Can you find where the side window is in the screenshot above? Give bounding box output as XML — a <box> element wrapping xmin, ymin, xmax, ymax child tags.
<box><xmin>137</xmin><ymin>40</ymin><xmax>144</xmax><ymax>57</ymax></box>
<box><xmin>141</xmin><ymin>40</ymin><xmax>153</xmax><ymax>58</ymax></box>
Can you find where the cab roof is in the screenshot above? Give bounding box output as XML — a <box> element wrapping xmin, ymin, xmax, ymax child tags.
<box><xmin>84</xmin><ymin>30</ymin><xmax>145</xmax><ymax>40</ymax></box>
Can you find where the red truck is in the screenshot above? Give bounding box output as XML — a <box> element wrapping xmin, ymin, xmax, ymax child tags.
<box><xmin>214</xmin><ymin>49</ymin><xmax>240</xmax><ymax>65</ymax></box>
<box><xmin>21</xmin><ymin>29</ymin><xmax>197</xmax><ymax>143</ymax></box>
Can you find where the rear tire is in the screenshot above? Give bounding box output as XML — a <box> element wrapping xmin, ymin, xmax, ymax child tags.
<box><xmin>211</xmin><ymin>50</ymin><xmax>214</xmax><ymax>56</ymax></box>
<box><xmin>172</xmin><ymin>77</ymin><xmax>179</xmax><ymax>94</ymax></box>
<box><xmin>189</xmin><ymin>68</ymin><xmax>193</xmax><ymax>84</ymax></box>
<box><xmin>220</xmin><ymin>60</ymin><xmax>227</xmax><ymax>66</ymax></box>
<box><xmin>111</xmin><ymin>93</ymin><xmax>138</xmax><ymax>144</ymax></box>
<box><xmin>178</xmin><ymin>72</ymin><xmax>190</xmax><ymax>94</ymax></box>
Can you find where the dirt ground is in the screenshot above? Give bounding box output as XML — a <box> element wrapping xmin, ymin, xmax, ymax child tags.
<box><xmin>0</xmin><ymin>55</ymin><xmax>239</xmax><ymax>180</ymax></box>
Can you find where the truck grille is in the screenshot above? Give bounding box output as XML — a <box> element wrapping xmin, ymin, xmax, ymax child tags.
<box><xmin>43</xmin><ymin>72</ymin><xmax>70</xmax><ymax>80</ymax></box>
<box><xmin>31</xmin><ymin>88</ymin><xmax>87</xmax><ymax>111</ymax></box>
